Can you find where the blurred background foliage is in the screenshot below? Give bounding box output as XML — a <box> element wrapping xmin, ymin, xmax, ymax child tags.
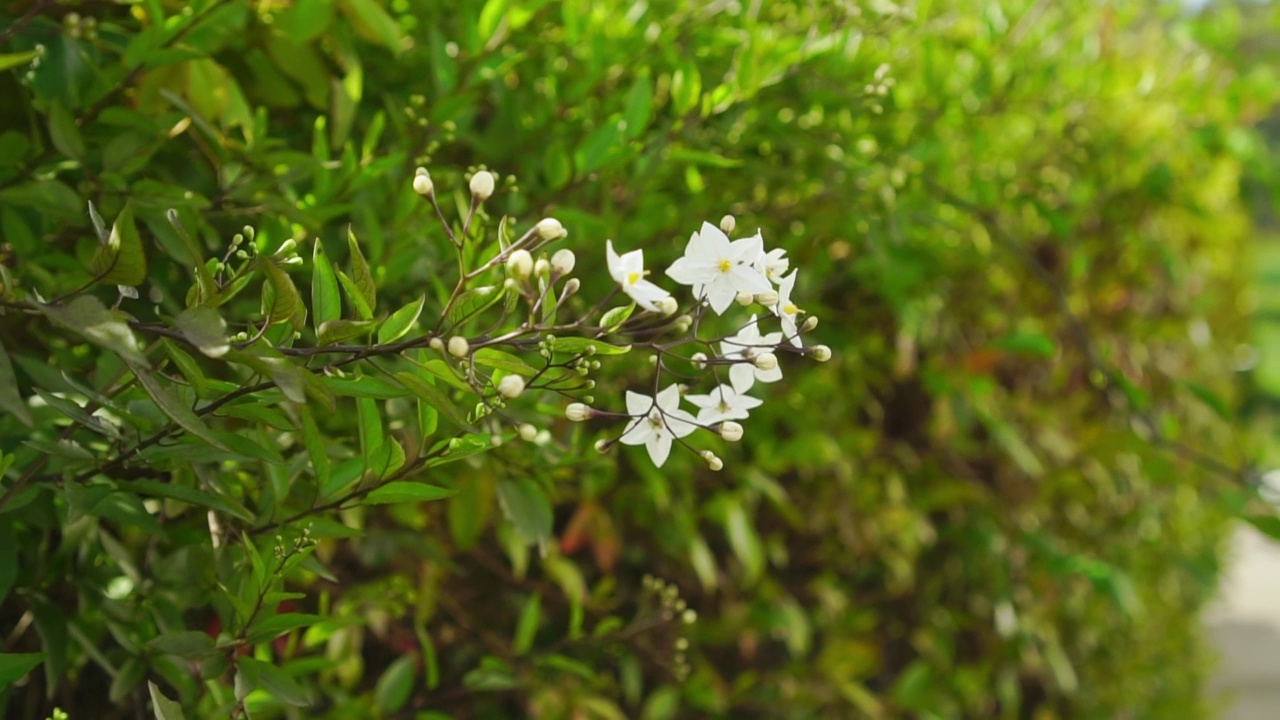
<box><xmin>1</xmin><ymin>0</ymin><xmax>1278</xmax><ymax>717</ymax></box>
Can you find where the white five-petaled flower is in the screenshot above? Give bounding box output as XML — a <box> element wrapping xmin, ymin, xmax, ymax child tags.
<box><xmin>665</xmin><ymin>222</ymin><xmax>772</xmax><ymax>315</ymax></box>
<box><xmin>754</xmin><ymin>246</ymin><xmax>790</xmax><ymax>284</ymax></box>
<box><xmin>684</xmin><ymin>383</ymin><xmax>763</xmax><ymax>425</ymax></box>
<box><xmin>772</xmin><ymin>270</ymin><xmax>803</xmax><ymax>347</ymax></box>
<box><xmin>721</xmin><ymin>315</ymin><xmax>784</xmax><ymax>393</ymax></box>
<box><xmin>607</xmin><ymin>240</ymin><xmax>671</xmax><ymax>312</ymax></box>
<box><xmin>619</xmin><ymin>385</ymin><xmax>698</xmax><ymax>467</ymax></box>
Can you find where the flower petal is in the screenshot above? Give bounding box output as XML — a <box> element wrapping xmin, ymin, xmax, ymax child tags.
<box><xmin>666</xmin><ymin>256</ymin><xmax>714</xmax><ymax>286</ymax></box>
<box><xmin>619</xmin><ymin>416</ymin><xmax>652</xmax><ymax>445</ymax></box>
<box><xmin>655</xmin><ymin>384</ymin><xmax>682</xmax><ymax>411</ymax></box>
<box><xmin>646</xmin><ymin>431</ymin><xmax>673</xmax><ymax>467</ymax></box>
<box><xmin>665</xmin><ymin>408</ymin><xmax>699</xmax><ymax>438</ymax></box>
<box><xmin>730</xmin><ymin>363</ymin><xmax>756</xmax><ymax>394</ymax></box>
<box><xmin>704</xmin><ymin>280</ymin><xmax>737</xmax><ymax>315</ymax></box>
<box><xmin>625</xmin><ymin>390</ymin><xmax>652</xmax><ymax>417</ymax></box>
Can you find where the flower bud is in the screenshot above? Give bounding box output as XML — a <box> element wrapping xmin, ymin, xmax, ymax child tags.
<box><xmin>534</xmin><ymin>258</ymin><xmax>551</xmax><ymax>278</ymax></box>
<box><xmin>594</xmin><ymin>438</ymin><xmax>612</xmax><ymax>453</ymax></box>
<box><xmin>469</xmin><ymin>170</ymin><xmax>495</xmax><ymax>201</ymax></box>
<box><xmin>566</xmin><ymin>403</ymin><xmax>593</xmax><ymax>422</ymax></box>
<box><xmin>736</xmin><ymin>291</ymin><xmax>754</xmax><ymax>307</ymax></box>
<box><xmin>497</xmin><ymin>374</ymin><xmax>525</xmax><ymax>399</ymax></box>
<box><xmin>562</xmin><ymin>278</ymin><xmax>581</xmax><ymax>297</ymax></box>
<box><xmin>700</xmin><ymin>450</ymin><xmax>724</xmax><ymax>471</ymax></box>
<box><xmin>536</xmin><ymin>217</ymin><xmax>566</xmax><ymax>241</ymax></box>
<box><xmin>517</xmin><ymin>423</ymin><xmax>538</xmax><ymax>442</ymax></box>
<box><xmin>691</xmin><ymin>352</ymin><xmax>708</xmax><ymax>370</ymax></box>
<box><xmin>412</xmin><ymin>169</ymin><xmax>434</xmax><ymax>196</ymax></box>
<box><xmin>802</xmin><ymin>315</ymin><xmax>819</xmax><ymax>331</ymax></box>
<box><xmin>753</xmin><ymin>352</ymin><xmax>778</xmax><ymax>371</ymax></box>
<box><xmin>673</xmin><ymin>315</ymin><xmax>693</xmax><ymax>333</ymax></box>
<box><xmin>551</xmin><ymin>248</ymin><xmax>576</xmax><ymax>276</ymax></box>
<box><xmin>429</xmin><ymin>337</ymin><xmax>444</xmax><ymax>352</ymax></box>
<box><xmin>755</xmin><ymin>290</ymin><xmax>779</xmax><ymax>307</ymax></box>
<box><xmin>655</xmin><ymin>296</ymin><xmax>678</xmax><ymax>317</ymax></box>
<box><xmin>276</xmin><ymin>239</ymin><xmax>297</xmax><ymax>256</ymax></box>
<box><xmin>447</xmin><ymin>336</ymin><xmax>469</xmax><ymax>358</ymax></box>
<box><xmin>719</xmin><ymin>215</ymin><xmax>736</xmax><ymax>234</ymax></box>
<box><xmin>812</xmin><ymin>344</ymin><xmax>832</xmax><ymax>362</ymax></box>
<box><xmin>719</xmin><ymin>421</ymin><xmax>744</xmax><ymax>442</ymax></box>
<box><xmin>505</xmin><ymin>249</ymin><xmax>533</xmax><ymax>279</ymax></box>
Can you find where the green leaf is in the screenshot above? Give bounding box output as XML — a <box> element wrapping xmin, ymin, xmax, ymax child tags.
<box><xmin>378</xmin><ymin>295</ymin><xmax>425</xmax><ymax>344</ymax></box>
<box><xmin>245</xmin><ymin>613</ymin><xmax>325</xmax><ymax>644</ymax></box>
<box><xmin>90</xmin><ymin>204</ymin><xmax>148</xmax><ymax>286</ymax></box>
<box><xmin>110</xmin><ymin>657</ymin><xmax>146</xmax><ymax>703</ymax></box>
<box><xmin>261</xmin><ymin>259</ymin><xmax>304</xmax><ymax>329</ymax></box>
<box><xmin>513</xmin><ymin>594</ymin><xmax>541</xmax><ymax>654</ymax></box>
<box><xmin>298</xmin><ymin>406</ymin><xmax>331</xmax><ymax>491</ymax></box>
<box><xmin>574</xmin><ymin>120</ymin><xmax>624</xmax><ymax>176</ymax></box>
<box><xmin>366</xmin><ymin>481</ymin><xmax>455</xmax><ymax>505</ymax></box>
<box><xmin>0</xmin><ymin>522</ymin><xmax>15</xmax><ymax>606</ymax></box>
<box><xmin>346</xmin><ymin>227</ymin><xmax>377</xmax><ymax>313</ymax></box>
<box><xmin>311</xmin><ymin>240</ymin><xmax>341</xmax><ymax>329</ymax></box>
<box><xmin>668</xmin><ymin>147</ymin><xmax>743</xmax><ymax>169</ymax></box>
<box><xmin>42</xmin><ymin>295</ymin><xmax>149</xmax><ymax>366</ymax></box>
<box><xmin>472</xmin><ymin>348</ymin><xmax>539</xmax><ymax>377</ymax></box>
<box><xmin>497</xmin><ymin>479</ymin><xmax>552</xmax><ymax>549</ymax></box>
<box><xmin>129</xmin><ymin>363</ymin><xmax>229</xmax><ymax>450</ymax></box>
<box><xmin>317</xmin><ymin>319</ymin><xmax>376</xmax><ymax>345</ymax></box>
<box><xmin>147</xmin><ymin>631</ymin><xmax>216</xmax><ymax>660</ymax></box>
<box><xmin>87</xmin><ymin>200</ymin><xmax>110</xmax><ymax>243</ymax></box>
<box><xmin>447</xmin><ymin>285</ymin><xmax>502</xmax><ymax>326</ymax></box>
<box><xmin>989</xmin><ymin>331</ymin><xmax>1056</xmax><ymax>357</ymax></box>
<box><xmin>166</xmin><ymin>210</ymin><xmax>217</xmax><ymax>306</ymax></box>
<box><xmin>552</xmin><ymin>337</ymin><xmax>631</xmax><ymax>356</ymax></box>
<box><xmin>724</xmin><ymin>501</ymin><xmax>764</xmax><ymax>585</ymax></box>
<box><xmin>48</xmin><ymin>99</ymin><xmax>84</xmax><ymax>159</ymax></box>
<box><xmin>357</xmin><ymin>396</ymin><xmax>384</xmax><ymax>471</ymax></box>
<box><xmin>131</xmin><ymin>479</ymin><xmax>254</xmax><ymax>522</ymax></box>
<box><xmin>0</xmin><ymin>340</ymin><xmax>32</xmax><ymax>426</ymax></box>
<box><xmin>235</xmin><ymin>657</ymin><xmax>310</xmax><ymax>707</ymax></box>
<box><xmin>0</xmin><ymin>653</ymin><xmax>44</xmax><ymax>688</ymax></box>
<box><xmin>671</xmin><ymin>60</ymin><xmax>702</xmax><ymax>116</ymax></box>
<box><xmin>173</xmin><ymin>306</ymin><xmax>230</xmax><ymax>358</ymax></box>
<box><xmin>0</xmin><ymin>50</ymin><xmax>39</xmax><ymax>72</ymax></box>
<box><xmin>338</xmin><ymin>0</ymin><xmax>403</xmax><ymax>54</ymax></box>
<box><xmin>324</xmin><ymin>373</ymin><xmax>404</xmax><ymax>399</ymax></box>
<box><xmin>622</xmin><ymin>75</ymin><xmax>653</xmax><ymax>139</ymax></box>
<box><xmin>394</xmin><ymin>371</ymin><xmax>474</xmax><ymax>431</ymax></box>
<box><xmin>375</xmin><ymin>654</ymin><xmax>417</xmax><ymax>713</ymax></box>
<box><xmin>149</xmin><ymin>681</ymin><xmax>187</xmax><ymax>720</ymax></box>
<box><xmin>336</xmin><ymin>269</ymin><xmax>373</xmax><ymax>320</ymax></box>
<box><xmin>598</xmin><ymin>304</ymin><xmax>635</xmax><ymax>332</ymax></box>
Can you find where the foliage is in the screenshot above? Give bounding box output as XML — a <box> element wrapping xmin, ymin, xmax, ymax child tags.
<box><xmin>0</xmin><ymin>0</ymin><xmax>1275</xmax><ymax>718</ymax></box>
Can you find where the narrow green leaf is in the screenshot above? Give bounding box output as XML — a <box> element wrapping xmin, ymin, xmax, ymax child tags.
<box><xmin>378</xmin><ymin>295</ymin><xmax>425</xmax><ymax>344</ymax></box>
<box><xmin>0</xmin><ymin>653</ymin><xmax>44</xmax><ymax>687</ymax></box>
<box><xmin>311</xmin><ymin>240</ymin><xmax>341</xmax><ymax>330</ymax></box>
<box><xmin>131</xmin><ymin>479</ymin><xmax>254</xmax><ymax>523</ymax></box>
<box><xmin>598</xmin><ymin>304</ymin><xmax>635</xmax><ymax>332</ymax></box>
<box><xmin>0</xmin><ymin>340</ymin><xmax>32</xmax><ymax>426</ymax></box>
<box><xmin>174</xmin><ymin>306</ymin><xmax>229</xmax><ymax>358</ymax></box>
<box><xmin>551</xmin><ymin>337</ymin><xmax>631</xmax><ymax>356</ymax></box>
<box><xmin>472</xmin><ymin>348</ymin><xmax>539</xmax><ymax>377</ymax></box>
<box><xmin>33</xmin><ymin>388</ymin><xmax>119</xmax><ymax>438</ymax></box>
<box><xmin>496</xmin><ymin>479</ymin><xmax>552</xmax><ymax>549</ymax></box>
<box><xmin>149</xmin><ymin>681</ymin><xmax>186</xmax><ymax>720</ymax></box>
<box><xmin>90</xmin><ymin>204</ymin><xmax>148</xmax><ymax>286</ymax></box>
<box><xmin>245</xmin><ymin>613</ymin><xmax>325</xmax><ymax>645</ymax></box>
<box><xmin>356</xmin><ymin>396</ymin><xmax>384</xmax><ymax>471</ymax></box>
<box><xmin>260</xmin><ymin>259</ymin><xmax>304</xmax><ymax>330</ymax></box>
<box><xmin>128</xmin><ymin>363</ymin><xmax>229</xmax><ymax>450</ymax></box>
<box><xmin>110</xmin><ymin>657</ymin><xmax>146</xmax><ymax>703</ymax></box>
<box><xmin>87</xmin><ymin>201</ymin><xmax>110</xmax><ymax>243</ymax></box>
<box><xmin>166</xmin><ymin>210</ymin><xmax>217</xmax><ymax>306</ymax></box>
<box><xmin>375</xmin><ymin>655</ymin><xmax>417</xmax><ymax>713</ymax></box>
<box><xmin>48</xmin><ymin>99</ymin><xmax>85</xmax><ymax>159</ymax></box>
<box><xmin>365</xmin><ymin>481</ymin><xmax>455</xmax><ymax>505</ymax></box>
<box><xmin>337</xmin><ymin>0</ymin><xmax>403</xmax><ymax>54</ymax></box>
<box><xmin>298</xmin><ymin>406</ymin><xmax>331</xmax><ymax>491</ymax></box>
<box><xmin>235</xmin><ymin>657</ymin><xmax>310</xmax><ymax>707</ymax></box>
<box><xmin>42</xmin><ymin>296</ymin><xmax>149</xmax><ymax>366</ymax></box>
<box><xmin>346</xmin><ymin>227</ymin><xmax>377</xmax><ymax>313</ymax></box>
<box><xmin>447</xmin><ymin>286</ymin><xmax>502</xmax><ymax>326</ymax></box>
<box><xmin>989</xmin><ymin>331</ymin><xmax>1056</xmax><ymax>358</ymax></box>
<box><xmin>513</xmin><ymin>594</ymin><xmax>541</xmax><ymax>654</ymax></box>
<box><xmin>162</xmin><ymin>339</ymin><xmax>209</xmax><ymax>398</ymax></box>
<box><xmin>0</xmin><ymin>50</ymin><xmax>39</xmax><ymax>72</ymax></box>
<box><xmin>336</xmin><ymin>269</ymin><xmax>373</xmax><ymax>320</ymax></box>
<box><xmin>147</xmin><ymin>631</ymin><xmax>216</xmax><ymax>660</ymax></box>
<box><xmin>622</xmin><ymin>75</ymin><xmax>653</xmax><ymax>139</ymax></box>
<box><xmin>316</xmin><ymin>319</ymin><xmax>376</xmax><ymax>345</ymax></box>
<box><xmin>393</xmin><ymin>371</ymin><xmax>474</xmax><ymax>430</ymax></box>
<box><xmin>0</xmin><ymin>522</ymin><xmax>16</xmax><ymax>606</ymax></box>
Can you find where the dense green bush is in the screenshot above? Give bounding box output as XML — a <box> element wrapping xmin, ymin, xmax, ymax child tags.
<box><xmin>0</xmin><ymin>1</ymin><xmax>1275</xmax><ymax>718</ymax></box>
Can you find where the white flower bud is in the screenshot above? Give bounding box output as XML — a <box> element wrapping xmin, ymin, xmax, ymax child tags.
<box><xmin>755</xmin><ymin>290</ymin><xmax>779</xmax><ymax>307</ymax></box>
<box><xmin>735</xmin><ymin>291</ymin><xmax>754</xmax><ymax>307</ymax></box>
<box><xmin>655</xmin><ymin>296</ymin><xmax>678</xmax><ymax>316</ymax></box>
<box><xmin>802</xmin><ymin>315</ymin><xmax>819</xmax><ymax>331</ymax></box>
<box><xmin>505</xmin><ymin>249</ymin><xmax>533</xmax><ymax>279</ymax></box>
<box><xmin>534</xmin><ymin>258</ymin><xmax>551</xmax><ymax>277</ymax></box>
<box><xmin>412</xmin><ymin>170</ymin><xmax>434</xmax><ymax>196</ymax></box>
<box><xmin>719</xmin><ymin>215</ymin><xmax>736</xmax><ymax>234</ymax></box>
<box><xmin>674</xmin><ymin>315</ymin><xmax>692</xmax><ymax>333</ymax></box>
<box><xmin>429</xmin><ymin>337</ymin><xmax>444</xmax><ymax>352</ymax></box>
<box><xmin>812</xmin><ymin>345</ymin><xmax>832</xmax><ymax>362</ymax></box>
<box><xmin>566</xmin><ymin>403</ymin><xmax>592</xmax><ymax>422</ymax></box>
<box><xmin>563</xmin><ymin>278</ymin><xmax>581</xmax><ymax>297</ymax></box>
<box><xmin>700</xmin><ymin>450</ymin><xmax>724</xmax><ymax>471</ymax></box>
<box><xmin>594</xmin><ymin>438</ymin><xmax>611</xmax><ymax>453</ymax></box>
<box><xmin>691</xmin><ymin>352</ymin><xmax>708</xmax><ymax>370</ymax></box>
<box><xmin>469</xmin><ymin>170</ymin><xmax>495</xmax><ymax>201</ymax></box>
<box><xmin>682</xmin><ymin>609</ymin><xmax>697</xmax><ymax>624</ymax></box>
<box><xmin>517</xmin><ymin>423</ymin><xmax>538</xmax><ymax>442</ymax></box>
<box><xmin>753</xmin><ymin>352</ymin><xmax>778</xmax><ymax>371</ymax></box>
<box><xmin>719</xmin><ymin>421</ymin><xmax>744</xmax><ymax>442</ymax></box>
<box><xmin>276</xmin><ymin>239</ymin><xmax>297</xmax><ymax>256</ymax></box>
<box><xmin>536</xmin><ymin>217</ymin><xmax>566</xmax><ymax>241</ymax></box>
<box><xmin>497</xmin><ymin>374</ymin><xmax>525</xmax><ymax>399</ymax></box>
<box><xmin>551</xmin><ymin>248</ymin><xmax>576</xmax><ymax>276</ymax></box>
<box><xmin>447</xmin><ymin>336</ymin><xmax>469</xmax><ymax>358</ymax></box>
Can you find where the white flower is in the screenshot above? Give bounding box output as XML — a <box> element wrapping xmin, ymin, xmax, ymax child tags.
<box><xmin>772</xmin><ymin>270</ymin><xmax>803</xmax><ymax>347</ymax></box>
<box><xmin>606</xmin><ymin>240</ymin><xmax>671</xmax><ymax>312</ymax></box>
<box><xmin>665</xmin><ymin>222</ymin><xmax>771</xmax><ymax>315</ymax></box>
<box><xmin>721</xmin><ymin>315</ymin><xmax>783</xmax><ymax>393</ymax></box>
<box><xmin>469</xmin><ymin>170</ymin><xmax>495</xmax><ymax>200</ymax></box>
<box><xmin>619</xmin><ymin>385</ymin><xmax>697</xmax><ymax>467</ymax></box>
<box><xmin>497</xmin><ymin>374</ymin><xmax>525</xmax><ymax>399</ymax></box>
<box><xmin>684</xmin><ymin>383</ymin><xmax>763</xmax><ymax>425</ymax></box>
<box><xmin>754</xmin><ymin>246</ymin><xmax>790</xmax><ymax>284</ymax></box>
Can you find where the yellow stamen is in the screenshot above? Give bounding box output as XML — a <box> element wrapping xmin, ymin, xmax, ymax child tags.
<box><xmin>784</xmin><ymin>303</ymin><xmax>798</xmax><ymax>316</ymax></box>
<box><xmin>627</xmin><ymin>271</ymin><xmax>640</xmax><ymax>285</ymax></box>
<box><xmin>718</xmin><ymin>259</ymin><xmax>732</xmax><ymax>273</ymax></box>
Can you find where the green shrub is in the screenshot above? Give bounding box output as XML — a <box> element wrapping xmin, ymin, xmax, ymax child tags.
<box><xmin>0</xmin><ymin>1</ymin><xmax>1273</xmax><ymax>718</ymax></box>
